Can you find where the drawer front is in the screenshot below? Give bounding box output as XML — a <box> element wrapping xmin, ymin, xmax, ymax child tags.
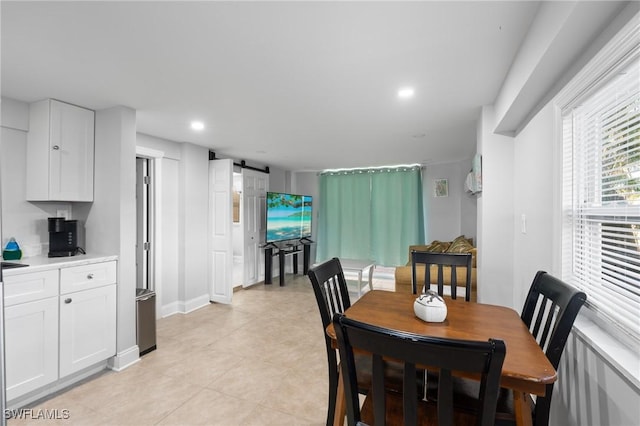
<box><xmin>60</xmin><ymin>261</ymin><xmax>117</xmax><ymax>294</ymax></box>
<box><xmin>4</xmin><ymin>270</ymin><xmax>59</xmax><ymax>306</ymax></box>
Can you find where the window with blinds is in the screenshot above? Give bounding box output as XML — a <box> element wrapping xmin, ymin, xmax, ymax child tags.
<box><xmin>562</xmin><ymin>57</ymin><xmax>640</xmax><ymax>341</ymax></box>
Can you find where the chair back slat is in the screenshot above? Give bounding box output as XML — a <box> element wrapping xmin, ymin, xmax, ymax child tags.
<box><xmin>530</xmin><ymin>295</ymin><xmax>549</xmax><ymax>339</ymax></box>
<box><xmin>333</xmin><ymin>314</ymin><xmax>506</xmax><ymax>426</ymax></box>
<box><xmin>324</xmin><ymin>276</ymin><xmax>348</xmax><ymax>318</ymax></box>
<box><xmin>411</xmin><ymin>251</ymin><xmax>473</xmax><ymax>301</ymax></box>
<box><xmin>449</xmin><ymin>266</ymin><xmax>457</xmax><ymax>299</ymax></box>
<box><xmin>520</xmin><ymin>271</ymin><xmax>587</xmax><ymax>426</ymax></box>
<box><xmin>538</xmin><ymin>301</ymin><xmax>559</xmax><ymax>352</ymax></box>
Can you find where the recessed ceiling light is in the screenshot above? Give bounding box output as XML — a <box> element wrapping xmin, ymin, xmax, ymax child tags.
<box><xmin>191</xmin><ymin>121</ymin><xmax>205</xmax><ymax>131</ymax></box>
<box><xmin>397</xmin><ymin>87</ymin><xmax>415</xmax><ymax>99</ymax></box>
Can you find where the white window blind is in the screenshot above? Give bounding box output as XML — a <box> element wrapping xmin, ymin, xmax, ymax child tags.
<box><xmin>562</xmin><ymin>58</ymin><xmax>640</xmax><ymax>341</ymax></box>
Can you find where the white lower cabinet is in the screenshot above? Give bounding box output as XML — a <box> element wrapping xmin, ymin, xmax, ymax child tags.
<box><xmin>59</xmin><ymin>284</ymin><xmax>117</xmax><ymax>377</ymax></box>
<box><xmin>5</xmin><ymin>297</ymin><xmax>59</xmax><ymax>401</ymax></box>
<box><xmin>4</xmin><ymin>258</ymin><xmax>118</xmax><ymax>403</ymax></box>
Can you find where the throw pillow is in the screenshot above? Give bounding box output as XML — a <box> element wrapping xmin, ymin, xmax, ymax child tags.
<box><xmin>446</xmin><ymin>236</ymin><xmax>474</xmax><ymax>253</ymax></box>
<box><xmin>425</xmin><ymin>241</ymin><xmax>450</xmax><ymax>253</ymax></box>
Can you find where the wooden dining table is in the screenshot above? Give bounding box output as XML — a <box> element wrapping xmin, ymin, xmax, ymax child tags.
<box><xmin>326</xmin><ymin>290</ymin><xmax>557</xmax><ymax>426</ymax></box>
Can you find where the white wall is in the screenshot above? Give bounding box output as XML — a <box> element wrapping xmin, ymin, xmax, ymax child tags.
<box><xmin>268</xmin><ymin>167</ymin><xmax>286</xmax><ymax>193</ymax></box>
<box><xmin>423</xmin><ymin>160</ymin><xmax>476</xmax><ymax>243</ymax></box>
<box><xmin>178</xmin><ymin>143</ymin><xmax>210</xmax><ymax>309</ymax></box>
<box><xmin>512</xmin><ymin>103</ymin><xmax>558</xmax><ymax>303</ymax></box>
<box><xmin>86</xmin><ymin>105</ymin><xmax>138</xmax><ymax>370</ymax></box>
<box><xmin>477</xmin><ymin>106</ymin><xmax>515</xmax><ymax>307</ymax></box>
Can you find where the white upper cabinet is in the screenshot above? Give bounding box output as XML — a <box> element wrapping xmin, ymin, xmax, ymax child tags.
<box><xmin>26</xmin><ymin>99</ymin><xmax>95</xmax><ymax>202</ymax></box>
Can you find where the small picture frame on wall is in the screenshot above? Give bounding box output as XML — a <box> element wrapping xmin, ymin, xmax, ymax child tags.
<box><xmin>434</xmin><ymin>179</ymin><xmax>448</xmax><ymax>197</ymax></box>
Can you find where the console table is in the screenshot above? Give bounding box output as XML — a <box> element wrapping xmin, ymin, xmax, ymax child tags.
<box><xmin>263</xmin><ymin>239</ymin><xmax>313</xmax><ymax>286</ymax></box>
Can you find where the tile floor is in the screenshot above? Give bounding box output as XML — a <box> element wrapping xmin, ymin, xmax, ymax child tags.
<box><xmin>8</xmin><ymin>269</ymin><xmax>395</xmax><ymax>426</ymax></box>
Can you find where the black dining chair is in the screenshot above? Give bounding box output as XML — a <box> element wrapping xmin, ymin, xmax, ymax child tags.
<box><xmin>411</xmin><ymin>251</ymin><xmax>473</xmax><ymax>301</ymax></box>
<box><xmin>443</xmin><ymin>270</ymin><xmax>587</xmax><ymax>426</ymax></box>
<box><xmin>309</xmin><ymin>258</ymin><xmax>419</xmax><ymax>426</ymax></box>
<box><xmin>333</xmin><ymin>313</ymin><xmax>506</xmax><ymax>426</ymax></box>
<box><xmin>517</xmin><ymin>271</ymin><xmax>587</xmax><ymax>426</ymax></box>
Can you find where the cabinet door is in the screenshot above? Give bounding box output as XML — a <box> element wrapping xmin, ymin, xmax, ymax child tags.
<box><xmin>59</xmin><ymin>285</ymin><xmax>116</xmax><ymax>377</ymax></box>
<box><xmin>49</xmin><ymin>100</ymin><xmax>95</xmax><ymax>201</ymax></box>
<box><xmin>5</xmin><ymin>297</ymin><xmax>59</xmax><ymax>401</ymax></box>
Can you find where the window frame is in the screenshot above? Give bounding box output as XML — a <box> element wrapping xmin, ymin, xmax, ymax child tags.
<box><xmin>557</xmin><ymin>16</ymin><xmax>640</xmax><ymax>346</ymax></box>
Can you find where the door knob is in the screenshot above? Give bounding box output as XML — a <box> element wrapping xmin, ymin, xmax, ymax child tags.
<box><xmin>64</xmin><ymin>298</ymin><xmax>72</xmax><ymax>304</ymax></box>
<box><xmin>52</xmin><ymin>145</ymin><xmax>60</xmax><ymax>150</ymax></box>
<box><xmin>87</xmin><ymin>273</ymin><xmax>94</xmax><ymax>279</ymax></box>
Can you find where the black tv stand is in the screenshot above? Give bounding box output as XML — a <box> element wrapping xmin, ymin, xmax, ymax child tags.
<box><xmin>262</xmin><ymin>239</ymin><xmax>314</xmax><ymax>286</ymax></box>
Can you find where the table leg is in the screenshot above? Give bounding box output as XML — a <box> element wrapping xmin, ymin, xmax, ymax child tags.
<box><xmin>513</xmin><ymin>390</ymin><xmax>533</xmax><ymax>426</ymax></box>
<box><xmin>367</xmin><ymin>264</ymin><xmax>375</xmax><ymax>292</ymax></box>
<box><xmin>279</xmin><ymin>250</ymin><xmax>285</xmax><ymax>286</ymax></box>
<box><xmin>334</xmin><ymin>364</ymin><xmax>346</xmax><ymax>426</ymax></box>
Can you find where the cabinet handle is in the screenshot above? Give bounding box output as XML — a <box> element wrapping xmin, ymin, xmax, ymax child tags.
<box><xmin>64</xmin><ymin>298</ymin><xmax>72</xmax><ymax>304</ymax></box>
<box><xmin>52</xmin><ymin>145</ymin><xmax>60</xmax><ymax>150</ymax></box>
<box><xmin>87</xmin><ymin>273</ymin><xmax>94</xmax><ymax>279</ymax></box>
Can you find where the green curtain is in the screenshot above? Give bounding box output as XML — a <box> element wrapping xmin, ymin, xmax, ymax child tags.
<box><xmin>370</xmin><ymin>166</ymin><xmax>424</xmax><ymax>266</ymax></box>
<box><xmin>317</xmin><ymin>171</ymin><xmax>371</xmax><ymax>261</ymax></box>
<box><xmin>317</xmin><ymin>166</ymin><xmax>425</xmax><ymax>266</ymax></box>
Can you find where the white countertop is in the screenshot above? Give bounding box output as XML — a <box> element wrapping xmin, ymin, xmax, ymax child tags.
<box><xmin>2</xmin><ymin>253</ymin><xmax>118</xmax><ymax>276</ymax></box>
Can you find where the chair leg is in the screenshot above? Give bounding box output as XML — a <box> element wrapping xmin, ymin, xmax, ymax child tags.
<box><xmin>334</xmin><ymin>367</ymin><xmax>347</xmax><ymax>426</ymax></box>
<box><xmin>327</xmin><ymin>364</ymin><xmax>338</xmax><ymax>426</ymax></box>
<box><xmin>533</xmin><ymin>396</ymin><xmax>550</xmax><ymax>426</ymax></box>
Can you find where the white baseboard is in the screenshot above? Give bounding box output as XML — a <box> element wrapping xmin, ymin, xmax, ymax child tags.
<box><xmin>161</xmin><ymin>301</ymin><xmax>180</xmax><ymax>318</ymax></box>
<box><xmin>161</xmin><ymin>294</ymin><xmax>210</xmax><ymax>317</ymax></box>
<box><xmin>108</xmin><ymin>345</ymin><xmax>140</xmax><ymax>372</ymax></box>
<box><xmin>184</xmin><ymin>293</ymin><xmax>210</xmax><ymax>313</ymax></box>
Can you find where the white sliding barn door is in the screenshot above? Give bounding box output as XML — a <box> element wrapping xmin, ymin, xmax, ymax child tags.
<box><xmin>243</xmin><ymin>169</ymin><xmax>268</xmax><ymax>287</ymax></box>
<box><xmin>208</xmin><ymin>159</ymin><xmax>233</xmax><ymax>304</ymax></box>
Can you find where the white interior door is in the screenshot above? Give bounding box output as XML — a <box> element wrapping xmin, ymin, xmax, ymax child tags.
<box><xmin>242</xmin><ymin>169</ymin><xmax>268</xmax><ymax>287</ymax></box>
<box><xmin>208</xmin><ymin>159</ymin><xmax>233</xmax><ymax>304</ymax></box>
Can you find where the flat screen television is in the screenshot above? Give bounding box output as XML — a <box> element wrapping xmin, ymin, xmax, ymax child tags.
<box><xmin>266</xmin><ymin>192</ymin><xmax>312</xmax><ymax>243</ymax></box>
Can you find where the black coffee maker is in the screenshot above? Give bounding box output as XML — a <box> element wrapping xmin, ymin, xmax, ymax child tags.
<box><xmin>48</xmin><ymin>217</ymin><xmax>80</xmax><ymax>257</ymax></box>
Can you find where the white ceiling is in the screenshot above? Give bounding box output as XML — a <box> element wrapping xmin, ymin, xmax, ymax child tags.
<box><xmin>1</xmin><ymin>1</ymin><xmax>542</xmax><ymax>171</ymax></box>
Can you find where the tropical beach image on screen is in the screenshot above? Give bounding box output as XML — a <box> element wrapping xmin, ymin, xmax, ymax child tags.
<box><xmin>266</xmin><ymin>192</ymin><xmax>312</xmax><ymax>243</ymax></box>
